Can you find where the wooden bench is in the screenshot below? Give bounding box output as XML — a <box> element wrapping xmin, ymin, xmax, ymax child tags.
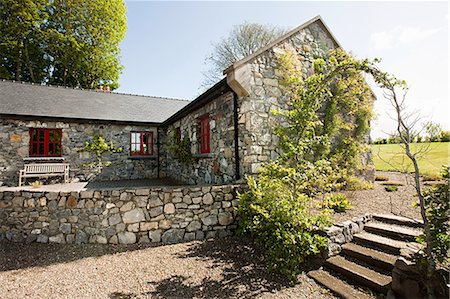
<box><xmin>19</xmin><ymin>163</ymin><xmax>70</xmax><ymax>186</ymax></box>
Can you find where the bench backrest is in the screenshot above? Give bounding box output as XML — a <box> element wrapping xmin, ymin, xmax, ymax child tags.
<box><xmin>24</xmin><ymin>163</ymin><xmax>69</xmax><ymax>174</ymax></box>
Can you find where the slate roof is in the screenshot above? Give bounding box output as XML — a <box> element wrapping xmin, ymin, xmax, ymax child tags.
<box><xmin>0</xmin><ymin>80</ymin><xmax>189</xmax><ymax>124</ymax></box>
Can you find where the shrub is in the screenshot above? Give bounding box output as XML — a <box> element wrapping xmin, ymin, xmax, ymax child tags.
<box><xmin>237</xmin><ymin>170</ymin><xmax>331</xmax><ymax>281</ymax></box>
<box><xmin>324</xmin><ymin>193</ymin><xmax>353</xmax><ymax>213</ymax></box>
<box><xmin>416</xmin><ymin>165</ymin><xmax>449</xmax><ymax>264</ymax></box>
<box><xmin>384</xmin><ymin>185</ymin><xmax>398</xmax><ymax>192</ymax></box>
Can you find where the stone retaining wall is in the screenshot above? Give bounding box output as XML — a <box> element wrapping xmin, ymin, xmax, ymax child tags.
<box><xmin>0</xmin><ymin>184</ymin><xmax>240</xmax><ymax>244</ymax></box>
<box><xmin>325</xmin><ymin>214</ymin><xmax>373</xmax><ymax>256</ymax></box>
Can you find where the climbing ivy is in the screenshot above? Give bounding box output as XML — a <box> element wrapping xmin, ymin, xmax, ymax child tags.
<box><xmin>275</xmin><ymin>49</ymin><xmax>374</xmax><ymax>189</ymax></box>
<box><xmin>80</xmin><ymin>134</ymin><xmax>123</xmax><ymax>169</ymax></box>
<box><xmin>165</xmin><ymin>129</ymin><xmax>197</xmax><ymax>165</ymax></box>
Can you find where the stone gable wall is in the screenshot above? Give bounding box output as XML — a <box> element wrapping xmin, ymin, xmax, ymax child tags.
<box><xmin>161</xmin><ymin>91</ymin><xmax>238</xmax><ymax>185</ymax></box>
<box><xmin>0</xmin><ymin>184</ymin><xmax>239</xmax><ymax>244</ymax></box>
<box><xmin>237</xmin><ymin>22</ymin><xmax>339</xmax><ymax>175</ymax></box>
<box><xmin>0</xmin><ymin>119</ymin><xmax>159</xmax><ymax>186</ymax></box>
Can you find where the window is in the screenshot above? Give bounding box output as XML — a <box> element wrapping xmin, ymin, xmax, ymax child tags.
<box><xmin>199</xmin><ymin>115</ymin><xmax>210</xmax><ymax>154</ymax></box>
<box><xmin>130</xmin><ymin>131</ymin><xmax>153</xmax><ymax>156</ymax></box>
<box><xmin>29</xmin><ymin>128</ymin><xmax>62</xmax><ymax>157</ymax></box>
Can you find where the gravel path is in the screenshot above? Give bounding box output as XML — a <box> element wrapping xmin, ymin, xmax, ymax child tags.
<box><xmin>332</xmin><ymin>171</ymin><xmax>422</xmax><ymax>223</ymax></box>
<box><xmin>0</xmin><ymin>237</ymin><xmax>335</xmax><ymax>299</ymax></box>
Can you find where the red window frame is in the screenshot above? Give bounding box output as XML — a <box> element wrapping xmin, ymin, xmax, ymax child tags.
<box><xmin>29</xmin><ymin>128</ymin><xmax>62</xmax><ymax>157</ymax></box>
<box><xmin>199</xmin><ymin>115</ymin><xmax>210</xmax><ymax>154</ymax></box>
<box><xmin>130</xmin><ymin>131</ymin><xmax>154</xmax><ymax>156</ymax></box>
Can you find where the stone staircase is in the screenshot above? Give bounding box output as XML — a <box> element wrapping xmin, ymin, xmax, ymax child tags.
<box><xmin>309</xmin><ymin>214</ymin><xmax>423</xmax><ymax>299</ymax></box>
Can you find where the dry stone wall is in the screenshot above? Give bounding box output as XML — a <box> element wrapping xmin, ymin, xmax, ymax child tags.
<box><xmin>325</xmin><ymin>214</ymin><xmax>373</xmax><ymax>257</ymax></box>
<box><xmin>0</xmin><ymin>118</ymin><xmax>158</xmax><ymax>186</ymax></box>
<box><xmin>0</xmin><ymin>184</ymin><xmax>240</xmax><ymax>244</ymax></box>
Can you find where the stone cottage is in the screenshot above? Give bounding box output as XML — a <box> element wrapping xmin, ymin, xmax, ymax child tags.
<box><xmin>0</xmin><ymin>15</ymin><xmax>374</xmax><ymax>187</ymax></box>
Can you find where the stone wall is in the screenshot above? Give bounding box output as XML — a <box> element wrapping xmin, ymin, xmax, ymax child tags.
<box><xmin>0</xmin><ymin>118</ymin><xmax>159</xmax><ymax>186</ymax></box>
<box><xmin>325</xmin><ymin>214</ymin><xmax>373</xmax><ymax>257</ymax></box>
<box><xmin>236</xmin><ymin>22</ymin><xmax>337</xmax><ymax>176</ymax></box>
<box><xmin>162</xmin><ymin>91</ymin><xmax>238</xmax><ymax>185</ymax></box>
<box><xmin>0</xmin><ymin>184</ymin><xmax>239</xmax><ymax>244</ymax></box>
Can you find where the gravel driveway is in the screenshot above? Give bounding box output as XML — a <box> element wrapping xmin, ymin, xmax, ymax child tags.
<box><xmin>0</xmin><ymin>237</ymin><xmax>335</xmax><ymax>299</ymax></box>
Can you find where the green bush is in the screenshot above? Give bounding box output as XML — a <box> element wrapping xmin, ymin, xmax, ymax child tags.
<box><xmin>384</xmin><ymin>185</ymin><xmax>398</xmax><ymax>192</ymax></box>
<box><xmin>237</xmin><ymin>169</ymin><xmax>331</xmax><ymax>281</ymax></box>
<box><xmin>324</xmin><ymin>193</ymin><xmax>352</xmax><ymax>213</ymax></box>
<box><xmin>417</xmin><ymin>165</ymin><xmax>449</xmax><ymax>264</ymax></box>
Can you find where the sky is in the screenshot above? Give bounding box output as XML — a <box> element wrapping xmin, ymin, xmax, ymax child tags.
<box><xmin>116</xmin><ymin>1</ymin><xmax>449</xmax><ymax>139</ymax></box>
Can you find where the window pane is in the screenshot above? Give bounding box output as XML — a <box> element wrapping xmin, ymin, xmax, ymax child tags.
<box><xmin>39</xmin><ymin>143</ymin><xmax>44</xmax><ymax>154</ymax></box>
<box><xmin>39</xmin><ymin>131</ymin><xmax>44</xmax><ymax>141</ymax></box>
<box><xmin>32</xmin><ymin>143</ymin><xmax>37</xmax><ymax>154</ymax></box>
<box><xmin>49</xmin><ymin>131</ymin><xmax>54</xmax><ymax>142</ymax></box>
<box><xmin>131</xmin><ymin>133</ymin><xmax>137</xmax><ymax>143</ymax></box>
<box><xmin>49</xmin><ymin>143</ymin><xmax>54</xmax><ymax>155</ymax></box>
<box><xmin>55</xmin><ymin>143</ymin><xmax>61</xmax><ymax>154</ymax></box>
<box><xmin>31</xmin><ymin>130</ymin><xmax>37</xmax><ymax>141</ymax></box>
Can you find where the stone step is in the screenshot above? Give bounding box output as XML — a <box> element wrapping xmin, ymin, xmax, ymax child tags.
<box><xmin>364</xmin><ymin>222</ymin><xmax>422</xmax><ymax>242</ymax></box>
<box><xmin>353</xmin><ymin>232</ymin><xmax>409</xmax><ymax>255</ymax></box>
<box><xmin>308</xmin><ymin>269</ymin><xmax>373</xmax><ymax>299</ymax></box>
<box><xmin>341</xmin><ymin>243</ymin><xmax>397</xmax><ymax>272</ymax></box>
<box><xmin>372</xmin><ymin>213</ymin><xmax>423</xmax><ymax>228</ymax></box>
<box><xmin>325</xmin><ymin>256</ymin><xmax>392</xmax><ymax>294</ymax></box>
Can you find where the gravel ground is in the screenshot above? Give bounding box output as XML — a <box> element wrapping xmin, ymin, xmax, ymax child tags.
<box><xmin>332</xmin><ymin>171</ymin><xmax>422</xmax><ymax>223</ymax></box>
<box><xmin>0</xmin><ymin>237</ymin><xmax>335</xmax><ymax>299</ymax></box>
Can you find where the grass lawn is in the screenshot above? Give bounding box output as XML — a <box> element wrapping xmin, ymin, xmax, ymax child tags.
<box><xmin>372</xmin><ymin>142</ymin><xmax>450</xmax><ymax>176</ymax></box>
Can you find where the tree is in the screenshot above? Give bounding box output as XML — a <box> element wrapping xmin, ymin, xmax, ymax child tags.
<box><xmin>45</xmin><ymin>0</ymin><xmax>126</xmax><ymax>89</ymax></box>
<box><xmin>425</xmin><ymin>121</ymin><xmax>442</xmax><ymax>142</ymax></box>
<box><xmin>0</xmin><ymin>0</ymin><xmax>48</xmax><ymax>82</ymax></box>
<box><xmin>202</xmin><ymin>22</ymin><xmax>285</xmax><ymax>88</ymax></box>
<box><xmin>0</xmin><ymin>0</ymin><xmax>127</xmax><ymax>89</ymax></box>
<box><xmin>361</xmin><ymin>61</ymin><xmax>447</xmax><ymax>299</ymax></box>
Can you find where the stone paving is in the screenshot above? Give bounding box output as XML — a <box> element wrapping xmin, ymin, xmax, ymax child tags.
<box><xmin>0</xmin><ymin>178</ymin><xmax>186</xmax><ymax>192</ymax></box>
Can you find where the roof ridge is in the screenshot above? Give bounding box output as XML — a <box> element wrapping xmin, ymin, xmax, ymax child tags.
<box><xmin>0</xmin><ymin>78</ymin><xmax>189</xmax><ymax>102</ymax></box>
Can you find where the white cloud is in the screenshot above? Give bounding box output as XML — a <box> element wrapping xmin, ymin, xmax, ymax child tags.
<box><xmin>371</xmin><ymin>26</ymin><xmax>441</xmax><ymax>50</ymax></box>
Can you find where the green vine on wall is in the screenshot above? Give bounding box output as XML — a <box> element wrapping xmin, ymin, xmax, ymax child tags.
<box><xmin>165</xmin><ymin>129</ymin><xmax>197</xmax><ymax>165</ymax></box>
<box><xmin>79</xmin><ymin>134</ymin><xmax>123</xmax><ymax>169</ymax></box>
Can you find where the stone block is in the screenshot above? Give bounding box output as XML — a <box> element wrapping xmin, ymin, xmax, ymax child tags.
<box><xmin>149</xmin><ymin>206</ymin><xmax>163</xmax><ymax>218</ymax></box>
<box><xmin>140</xmin><ymin>222</ymin><xmax>158</xmax><ymax>231</ymax></box>
<box><xmin>149</xmin><ymin>230</ymin><xmax>161</xmax><ymax>242</ymax></box>
<box><xmin>109</xmin><ymin>213</ymin><xmax>122</xmax><ymax>226</ymax></box>
<box><xmin>162</xmin><ymin>229</ymin><xmax>185</xmax><ymax>244</ymax></box>
<box><xmin>127</xmin><ymin>223</ymin><xmax>140</xmax><ymax>232</ymax></box>
<box><xmin>201</xmin><ymin>215</ymin><xmax>218</xmax><ymax>226</ymax></box>
<box><xmin>49</xmin><ymin>234</ymin><xmax>65</xmax><ymax>244</ymax></box>
<box><xmin>122</xmin><ymin>208</ymin><xmax>145</xmax><ymax>224</ymax></box>
<box><xmin>218</xmin><ymin>212</ymin><xmax>233</xmax><ymax>226</ymax></box>
<box><xmin>164</xmin><ymin>203</ymin><xmax>175</xmax><ymax>214</ymax></box>
<box><xmin>118</xmin><ymin>232</ymin><xmax>136</xmax><ymax>244</ymax></box>
<box><xmin>159</xmin><ymin>219</ymin><xmax>172</xmax><ymax>230</ymax></box>
<box><xmin>202</xmin><ymin>193</ymin><xmax>213</xmax><ymax>205</ymax></box>
<box><xmin>59</xmin><ymin>223</ymin><xmax>71</xmax><ymax>234</ymax></box>
<box><xmin>186</xmin><ymin>220</ymin><xmax>202</xmax><ymax>232</ymax></box>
